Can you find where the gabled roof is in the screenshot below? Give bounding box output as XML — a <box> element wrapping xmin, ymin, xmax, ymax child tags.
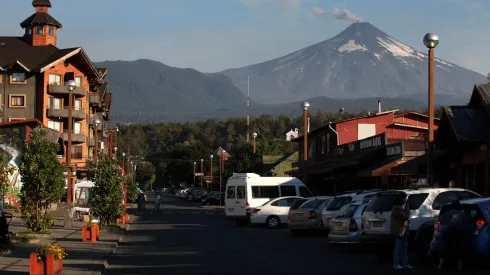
<box><xmin>439</xmin><ymin>105</ymin><xmax>490</xmax><ymax>142</ymax></box>
<box><xmin>0</xmin><ymin>36</ymin><xmax>58</xmax><ymax>69</ymax></box>
<box><xmin>468</xmin><ymin>83</ymin><xmax>490</xmax><ymax>114</ymax></box>
<box><xmin>20</xmin><ymin>12</ymin><xmax>62</xmax><ymax>28</ymax></box>
<box><xmin>32</xmin><ymin>0</ymin><xmax>52</xmax><ymax>7</ymax></box>
<box><xmin>97</xmin><ymin>68</ymin><xmax>108</xmax><ymax>78</ymax></box>
<box><xmin>38</xmin><ymin>47</ymin><xmax>82</xmax><ymax>72</ymax></box>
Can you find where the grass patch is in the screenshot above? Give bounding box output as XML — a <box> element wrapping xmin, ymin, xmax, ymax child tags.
<box><xmin>15</xmin><ymin>229</ymin><xmax>52</xmax><ymax>237</ymax></box>
<box><xmin>16</xmin><ymin>235</ymin><xmax>38</xmax><ymax>243</ymax></box>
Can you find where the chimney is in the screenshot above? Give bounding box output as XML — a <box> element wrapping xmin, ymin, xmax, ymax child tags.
<box><xmin>377</xmin><ymin>100</ymin><xmax>382</xmax><ymax>113</ymax></box>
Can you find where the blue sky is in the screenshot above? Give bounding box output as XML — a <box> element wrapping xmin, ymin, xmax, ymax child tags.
<box><xmin>1</xmin><ymin>0</ymin><xmax>489</xmax><ymax>74</ymax></box>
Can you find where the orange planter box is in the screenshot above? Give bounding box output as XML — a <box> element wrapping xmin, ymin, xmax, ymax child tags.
<box><xmin>30</xmin><ymin>253</ymin><xmax>63</xmax><ymax>275</ymax></box>
<box><xmin>81</xmin><ymin>226</ymin><xmax>99</xmax><ymax>242</ymax></box>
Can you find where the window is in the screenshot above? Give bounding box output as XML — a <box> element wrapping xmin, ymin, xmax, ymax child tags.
<box><xmin>48</xmin><ymin>120</ymin><xmax>62</xmax><ymax>132</ymax></box>
<box><xmin>326</xmin><ymin>196</ymin><xmax>353</xmax><ymax>211</ymax></box>
<box><xmin>271</xmin><ymin>198</ymin><xmax>289</xmax><ymax>207</ymax></box>
<box><xmin>75</xmin><ymin>76</ymin><xmax>83</xmax><ymax>87</ymax></box>
<box><xmin>321</xmin><ymin>135</ymin><xmax>325</xmax><ymax>154</ymax></box>
<box><xmin>338</xmin><ymin>204</ymin><xmax>358</xmax><ymax>218</ymax></box>
<box><xmin>280</xmin><ymin>186</ymin><xmax>296</xmax><ymax>197</ymax></box>
<box><xmin>406</xmin><ymin>193</ymin><xmax>429</xmax><ymax>210</ymax></box>
<box><xmin>299</xmin><ymin>186</ymin><xmax>313</xmax><ymax>198</ymax></box>
<box><xmin>300</xmin><ymin>199</ymin><xmax>327</xmax><ymax>209</ymax></box>
<box><xmin>74</xmin><ymin>122</ymin><xmax>81</xmax><ymax>134</ymax></box>
<box><xmin>439</xmin><ymin>204</ymin><xmax>484</xmax><ymax>225</ymax></box>
<box><xmin>226</xmin><ymin>186</ymin><xmax>235</xmax><ymax>199</ymax></box>
<box><xmin>236</xmin><ymin>186</ymin><xmax>245</xmax><ymax>199</ymax></box>
<box><xmin>432</xmin><ymin>191</ymin><xmax>459</xmax><ymax>210</ymax></box>
<box><xmin>9</xmin><ymin>95</ymin><xmax>26</xmax><ymax>107</ymax></box>
<box><xmin>290</xmin><ymin>199</ymin><xmax>308</xmax><ymax>210</ymax></box>
<box><xmin>36</xmin><ymin>26</ymin><xmax>44</xmax><ymax>35</ymax></box>
<box><xmin>49</xmin><ymin>97</ymin><xmax>62</xmax><ymax>109</ymax></box>
<box><xmin>251</xmin><ymin>186</ymin><xmax>279</xmax><ymax>199</ymax></box>
<box><xmin>74</xmin><ymin>100</ymin><xmax>82</xmax><ymax>111</ymax></box>
<box><xmin>365</xmin><ymin>192</ymin><xmax>407</xmax><ymax>212</ymax></box>
<box><xmin>48</xmin><ymin>26</ymin><xmax>54</xmax><ymax>36</ymax></box>
<box><xmin>49</xmin><ymin>74</ymin><xmax>62</xmax><ymax>85</ymax></box>
<box><xmin>460</xmin><ymin>191</ymin><xmax>480</xmax><ymax>201</ymax></box>
<box><xmin>27</xmin><ymin>27</ymin><xmax>32</xmax><ymax>35</ymax></box>
<box><xmin>11</xmin><ymin>73</ymin><xmax>26</xmax><ymax>83</ymax></box>
<box><xmin>71</xmin><ymin>146</ymin><xmax>82</xmax><ymax>159</ymax></box>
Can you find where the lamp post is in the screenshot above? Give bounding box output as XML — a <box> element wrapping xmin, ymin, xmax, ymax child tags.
<box><xmin>210</xmin><ymin>155</ymin><xmax>213</xmax><ymax>190</ymax></box>
<box><xmin>193</xmin><ymin>161</ymin><xmax>196</xmax><ymax>185</ymax></box>
<box><xmin>423</xmin><ymin>33</ymin><xmax>439</xmax><ymax>186</ymax></box>
<box><xmin>114</xmin><ymin>146</ymin><xmax>118</xmax><ymax>159</ymax></box>
<box><xmin>302</xmin><ymin>101</ymin><xmax>310</xmax><ymax>185</ymax></box>
<box><xmin>200</xmin><ymin>159</ymin><xmax>204</xmax><ymax>188</ymax></box>
<box><xmin>93</xmin><ymin>118</ymin><xmax>101</xmax><ymax>162</ymax></box>
<box><xmin>122</xmin><ymin>152</ymin><xmax>126</xmax><ymax>172</ymax></box>
<box><xmin>65</xmin><ymin>80</ymin><xmax>77</xmax><ymax>204</ymax></box>
<box><xmin>252</xmin><ymin>132</ymin><xmax>258</xmax><ymax>153</ymax></box>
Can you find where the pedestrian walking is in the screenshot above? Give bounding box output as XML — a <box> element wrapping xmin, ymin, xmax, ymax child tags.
<box><xmin>155</xmin><ymin>192</ymin><xmax>161</xmax><ymax>213</ymax></box>
<box><xmin>437</xmin><ymin>200</ymin><xmax>468</xmax><ymax>271</ymax></box>
<box><xmin>390</xmin><ymin>196</ymin><xmax>413</xmax><ymax>270</ymax></box>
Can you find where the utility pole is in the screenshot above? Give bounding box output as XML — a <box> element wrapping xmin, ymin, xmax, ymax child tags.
<box><xmin>246</xmin><ymin>76</ymin><xmax>250</xmax><ymax>143</ymax></box>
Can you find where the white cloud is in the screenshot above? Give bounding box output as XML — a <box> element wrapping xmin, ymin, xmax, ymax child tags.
<box><xmin>312</xmin><ymin>7</ymin><xmax>364</xmax><ymax>22</ymax></box>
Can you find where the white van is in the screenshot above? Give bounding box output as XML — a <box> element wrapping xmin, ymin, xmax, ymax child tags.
<box><xmin>225</xmin><ymin>173</ymin><xmax>312</xmax><ymax>226</ymax></box>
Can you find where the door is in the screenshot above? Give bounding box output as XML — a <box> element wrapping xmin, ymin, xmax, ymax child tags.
<box><xmin>235</xmin><ymin>185</ymin><xmax>247</xmax><ymax>217</ymax></box>
<box><xmin>225</xmin><ymin>185</ymin><xmax>236</xmax><ymax>217</ymax></box>
<box><xmin>270</xmin><ymin>198</ymin><xmax>295</xmax><ymax>222</ymax></box>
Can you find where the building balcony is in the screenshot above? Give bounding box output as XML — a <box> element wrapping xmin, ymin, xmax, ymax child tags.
<box><xmin>89</xmin><ymin>94</ymin><xmax>101</xmax><ymax>105</ymax></box>
<box><xmin>87</xmin><ymin>138</ymin><xmax>104</xmax><ymax>149</ymax></box>
<box><xmin>48</xmin><ymin>84</ymin><xmax>86</xmax><ymax>97</ymax></box>
<box><xmin>46</xmin><ymin>106</ymin><xmax>86</xmax><ymax>120</ymax></box>
<box><xmin>62</xmin><ymin>130</ymin><xmax>85</xmax><ymax>144</ymax></box>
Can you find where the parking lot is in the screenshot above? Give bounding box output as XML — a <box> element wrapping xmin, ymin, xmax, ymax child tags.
<box><xmin>104</xmin><ymin>193</ymin><xmax>488</xmax><ymax>275</ymax></box>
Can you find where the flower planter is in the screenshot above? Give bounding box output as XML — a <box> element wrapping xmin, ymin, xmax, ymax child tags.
<box><xmin>30</xmin><ymin>253</ymin><xmax>63</xmax><ymax>275</ymax></box>
<box><xmin>82</xmin><ymin>225</ymin><xmax>99</xmax><ymax>242</ymax></box>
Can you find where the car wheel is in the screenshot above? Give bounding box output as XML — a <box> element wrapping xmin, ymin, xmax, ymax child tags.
<box><xmin>266</xmin><ymin>216</ymin><xmax>281</xmax><ymax>229</ymax></box>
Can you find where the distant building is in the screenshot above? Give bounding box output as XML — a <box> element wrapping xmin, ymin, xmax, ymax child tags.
<box><xmin>285</xmin><ymin>128</ymin><xmax>299</xmax><ymax>141</ymax></box>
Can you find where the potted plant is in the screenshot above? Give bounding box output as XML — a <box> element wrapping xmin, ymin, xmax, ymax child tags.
<box><xmin>29</xmin><ymin>243</ymin><xmax>66</xmax><ymax>275</ymax></box>
<box><xmin>82</xmin><ymin>222</ymin><xmax>99</xmax><ymax>242</ymax></box>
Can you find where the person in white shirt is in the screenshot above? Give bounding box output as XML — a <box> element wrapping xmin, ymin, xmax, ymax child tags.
<box><xmin>154</xmin><ymin>193</ymin><xmax>161</xmax><ymax>214</ymax></box>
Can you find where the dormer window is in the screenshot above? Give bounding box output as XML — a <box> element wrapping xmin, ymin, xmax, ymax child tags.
<box><xmin>36</xmin><ymin>26</ymin><xmax>44</xmax><ymax>35</ymax></box>
<box><xmin>48</xmin><ymin>26</ymin><xmax>54</xmax><ymax>36</ymax></box>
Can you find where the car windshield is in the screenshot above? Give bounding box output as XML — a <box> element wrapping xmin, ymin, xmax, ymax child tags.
<box><xmin>299</xmin><ymin>199</ymin><xmax>327</xmax><ymax>209</ymax></box>
<box><xmin>326</xmin><ymin>196</ymin><xmax>353</xmax><ymax>211</ymax></box>
<box><xmin>366</xmin><ymin>192</ymin><xmax>407</xmax><ymax>212</ymax></box>
<box><xmin>439</xmin><ymin>203</ymin><xmax>485</xmax><ymax>224</ymax></box>
<box><xmin>289</xmin><ymin>199</ymin><xmax>308</xmax><ymax>210</ymax></box>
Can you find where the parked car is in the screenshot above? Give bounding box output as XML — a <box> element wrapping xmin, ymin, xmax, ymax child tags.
<box><xmin>188</xmin><ymin>189</ymin><xmax>209</xmax><ymax>201</ymax></box>
<box><xmin>322</xmin><ymin>189</ymin><xmax>380</xmax><ymax>231</ymax></box>
<box><xmin>225</xmin><ymin>173</ymin><xmax>312</xmax><ymax>226</ymax></box>
<box><xmin>288</xmin><ymin>196</ymin><xmax>332</xmax><ymax>235</ymax></box>
<box><xmin>429</xmin><ymin>197</ymin><xmax>490</xmax><ymax>259</ymax></box>
<box><xmin>202</xmin><ymin>193</ymin><xmax>225</xmax><ymax>206</ymax></box>
<box><xmin>328</xmin><ymin>202</ymin><xmax>369</xmax><ymax>244</ymax></box>
<box><xmin>250</xmin><ymin>196</ymin><xmax>303</xmax><ymax>228</ymax></box>
<box><xmin>361</xmin><ymin>188</ymin><xmax>481</xmax><ymax>255</ymax></box>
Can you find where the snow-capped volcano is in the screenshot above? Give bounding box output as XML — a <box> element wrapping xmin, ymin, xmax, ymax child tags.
<box><xmin>221</xmin><ymin>22</ymin><xmax>486</xmax><ymax>105</ymax></box>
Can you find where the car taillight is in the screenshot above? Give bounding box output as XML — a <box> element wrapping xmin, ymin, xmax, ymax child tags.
<box><xmin>253</xmin><ymin>208</ymin><xmax>261</xmax><ymax>213</ymax></box>
<box><xmin>308</xmin><ymin>210</ymin><xmax>316</xmax><ymax>219</ymax></box>
<box><xmin>474</xmin><ymin>219</ymin><xmax>487</xmax><ymax>235</ymax></box>
<box><xmin>246</xmin><ymin>202</ymin><xmax>250</xmax><ymax>207</ymax></box>
<box><xmin>434</xmin><ymin>220</ymin><xmax>441</xmax><ymax>231</ymax></box>
<box><xmin>349</xmin><ymin>219</ymin><xmax>358</xmax><ymax>232</ymax></box>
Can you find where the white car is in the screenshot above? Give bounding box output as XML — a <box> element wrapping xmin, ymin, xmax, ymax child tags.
<box><xmin>250</xmin><ymin>196</ymin><xmax>303</xmax><ymax>229</ymax></box>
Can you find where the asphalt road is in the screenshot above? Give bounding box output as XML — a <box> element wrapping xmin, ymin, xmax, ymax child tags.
<box><xmin>104</xmin><ymin>194</ymin><xmax>487</xmax><ymax>275</ymax></box>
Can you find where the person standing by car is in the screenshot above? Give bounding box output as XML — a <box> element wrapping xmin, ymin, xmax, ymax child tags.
<box><xmin>154</xmin><ymin>192</ymin><xmax>161</xmax><ymax>214</ymax></box>
<box><xmin>437</xmin><ymin>200</ymin><xmax>468</xmax><ymax>271</ymax></box>
<box><xmin>390</xmin><ymin>197</ymin><xmax>413</xmax><ymax>270</ymax></box>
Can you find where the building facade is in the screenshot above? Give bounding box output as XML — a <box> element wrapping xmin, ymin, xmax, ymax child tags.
<box><xmin>0</xmin><ymin>0</ymin><xmax>112</xmax><ymax>171</ymax></box>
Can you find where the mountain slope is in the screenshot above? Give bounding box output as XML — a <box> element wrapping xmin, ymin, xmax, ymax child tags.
<box><xmin>221</xmin><ymin>22</ymin><xmax>486</xmax><ymax>104</ymax></box>
<box><xmin>94</xmin><ymin>59</ymin><xmax>248</xmax><ymax>121</ymax></box>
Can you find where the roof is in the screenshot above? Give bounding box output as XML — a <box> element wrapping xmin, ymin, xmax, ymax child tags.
<box><xmin>20</xmin><ymin>12</ymin><xmax>62</xmax><ymax>28</ymax></box>
<box><xmin>442</xmin><ymin>105</ymin><xmax>490</xmax><ymax>142</ymax></box>
<box><xmin>32</xmin><ymin>0</ymin><xmax>52</xmax><ymax>7</ymax></box>
<box><xmin>460</xmin><ymin>197</ymin><xmax>490</xmax><ymax>205</ymax></box>
<box><xmin>216</xmin><ymin>147</ymin><xmax>231</xmax><ymax>158</ymax></box>
<box><xmin>0</xmin><ymin>37</ymin><xmax>58</xmax><ymax>69</ymax></box>
<box><xmin>0</xmin><ymin>118</ymin><xmax>42</xmax><ymax>127</ymax></box>
<box><xmin>469</xmin><ymin>83</ymin><xmax>490</xmax><ymax>114</ymax></box>
<box><xmin>97</xmin><ymin>68</ymin><xmax>108</xmax><ymax>78</ymax></box>
<box><xmin>397</xmin><ymin>112</ymin><xmax>441</xmax><ymax>121</ymax></box>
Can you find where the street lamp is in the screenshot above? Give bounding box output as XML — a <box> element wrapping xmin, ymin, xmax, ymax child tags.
<box><xmin>93</xmin><ymin>118</ymin><xmax>101</xmax><ymax>162</ymax></box>
<box><xmin>210</xmin><ymin>155</ymin><xmax>214</xmax><ymax>190</ymax></box>
<box><xmin>302</xmin><ymin>101</ymin><xmax>310</xmax><ymax>185</ymax></box>
<box><xmin>193</xmin><ymin>161</ymin><xmax>196</xmax><ymax>185</ymax></box>
<box><xmin>65</xmin><ymin>80</ymin><xmax>77</xmax><ymax>204</ymax></box>
<box><xmin>113</xmin><ymin>146</ymin><xmax>118</xmax><ymax>159</ymax></box>
<box><xmin>200</xmin><ymin>159</ymin><xmax>204</xmax><ymax>188</ymax></box>
<box><xmin>252</xmin><ymin>132</ymin><xmax>258</xmax><ymax>153</ymax></box>
<box><xmin>423</xmin><ymin>33</ymin><xmax>439</xmax><ymax>186</ymax></box>
<box><xmin>122</xmin><ymin>152</ymin><xmax>126</xmax><ymax>172</ymax></box>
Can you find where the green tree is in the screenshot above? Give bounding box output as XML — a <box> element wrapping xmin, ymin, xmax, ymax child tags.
<box><xmin>20</xmin><ymin>127</ymin><xmax>65</xmax><ymax>232</ymax></box>
<box><xmin>125</xmin><ymin>176</ymin><xmax>138</xmax><ymax>203</ymax></box>
<box><xmin>136</xmin><ymin>161</ymin><xmax>156</xmax><ymax>190</ymax></box>
<box><xmin>89</xmin><ymin>157</ymin><xmax>123</xmax><ymax>226</ymax></box>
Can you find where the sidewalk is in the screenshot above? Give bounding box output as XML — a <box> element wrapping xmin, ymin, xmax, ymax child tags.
<box><xmin>0</xmin><ymin>211</ymin><xmax>131</xmax><ymax>275</ymax></box>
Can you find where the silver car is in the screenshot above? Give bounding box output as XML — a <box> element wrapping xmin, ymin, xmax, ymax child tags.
<box><xmin>328</xmin><ymin>202</ymin><xmax>368</xmax><ymax>244</ymax></box>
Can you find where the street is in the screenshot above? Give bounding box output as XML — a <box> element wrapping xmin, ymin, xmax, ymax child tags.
<box><xmin>104</xmin><ymin>194</ymin><xmax>485</xmax><ymax>275</ymax></box>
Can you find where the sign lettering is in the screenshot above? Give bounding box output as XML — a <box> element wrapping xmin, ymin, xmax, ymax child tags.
<box><xmin>359</xmin><ymin>136</ymin><xmax>382</xmax><ymax>150</ymax></box>
<box><xmin>348</xmin><ymin>143</ymin><xmax>355</xmax><ymax>152</ymax></box>
<box><xmin>386</xmin><ymin>146</ymin><xmax>401</xmax><ymax>156</ymax></box>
